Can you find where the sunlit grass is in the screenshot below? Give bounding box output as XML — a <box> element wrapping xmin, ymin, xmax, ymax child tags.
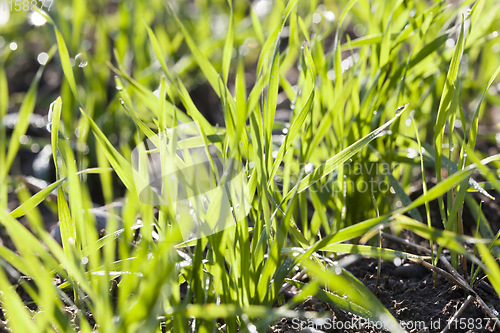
<box><xmin>0</xmin><ymin>0</ymin><xmax>500</xmax><ymax>331</ymax></box>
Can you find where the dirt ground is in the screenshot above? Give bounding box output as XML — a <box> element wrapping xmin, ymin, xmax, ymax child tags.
<box><xmin>268</xmin><ymin>226</ymin><xmax>500</xmax><ymax>333</ymax></box>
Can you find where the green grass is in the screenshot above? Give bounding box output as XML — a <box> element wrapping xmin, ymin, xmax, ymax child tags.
<box><xmin>1</xmin><ymin>0</ymin><xmax>500</xmax><ymax>331</ymax></box>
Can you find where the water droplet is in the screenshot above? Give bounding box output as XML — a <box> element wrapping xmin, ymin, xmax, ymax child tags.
<box><xmin>304</xmin><ymin>163</ymin><xmax>314</xmax><ymax>174</ymax></box>
<box><xmin>327</xmin><ymin>70</ymin><xmax>335</xmax><ymax>80</ymax></box>
<box><xmin>29</xmin><ymin>12</ymin><xmax>47</xmax><ymax>26</ymax></box>
<box><xmin>394</xmin><ymin>257</ymin><xmax>402</xmax><ymax>267</ymax></box>
<box><xmin>37</xmin><ymin>52</ymin><xmax>49</xmax><ymax>65</ymax></box>
<box><xmin>31</xmin><ymin>143</ymin><xmax>40</xmax><ymax>153</ymax></box>
<box><xmin>75</xmin><ymin>126</ymin><xmax>86</xmax><ymax>138</ymax></box>
<box><xmin>312</xmin><ymin>13</ymin><xmax>322</xmax><ymax>24</ymax></box>
<box><xmin>9</xmin><ymin>42</ymin><xmax>17</xmax><ymax>51</ymax></box>
<box><xmin>254</xmin><ymin>0</ymin><xmax>271</xmax><ymax>17</ymax></box>
<box><xmin>248</xmin><ymin>323</ymin><xmax>257</xmax><ymax>333</ymax></box>
<box><xmin>75</xmin><ymin>53</ymin><xmax>88</xmax><ymax>68</ymax></box>
<box><xmin>324</xmin><ymin>11</ymin><xmax>335</xmax><ymax>22</ymax></box>
<box><xmin>19</xmin><ymin>135</ymin><xmax>29</xmax><ymax>145</ymax></box>
<box><xmin>0</xmin><ymin>8</ymin><xmax>9</xmax><ymax>26</ymax></box>
<box><xmin>354</xmin><ymin>24</ymin><xmax>366</xmax><ymax>37</ymax></box>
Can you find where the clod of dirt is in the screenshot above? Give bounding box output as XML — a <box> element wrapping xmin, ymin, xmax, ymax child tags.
<box><xmin>394</xmin><ymin>264</ymin><xmax>429</xmax><ymax>279</ymax></box>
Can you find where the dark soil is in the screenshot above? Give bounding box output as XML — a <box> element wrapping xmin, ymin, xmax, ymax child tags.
<box><xmin>269</xmin><ymin>229</ymin><xmax>500</xmax><ymax>333</ymax></box>
<box><xmin>270</xmin><ymin>256</ymin><xmax>500</xmax><ymax>333</ymax></box>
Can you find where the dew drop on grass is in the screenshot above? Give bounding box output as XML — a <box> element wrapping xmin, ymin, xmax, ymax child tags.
<box><xmin>29</xmin><ymin>12</ymin><xmax>47</xmax><ymax>26</ymax></box>
<box><xmin>75</xmin><ymin>53</ymin><xmax>88</xmax><ymax>67</ymax></box>
<box><xmin>312</xmin><ymin>13</ymin><xmax>321</xmax><ymax>24</ymax></box>
<box><xmin>37</xmin><ymin>52</ymin><xmax>49</xmax><ymax>65</ymax></box>
<box><xmin>304</xmin><ymin>163</ymin><xmax>314</xmax><ymax>174</ymax></box>
<box><xmin>317</xmin><ymin>4</ymin><xmax>326</xmax><ymax>12</ymax></box>
<box><xmin>19</xmin><ymin>135</ymin><xmax>29</xmax><ymax>145</ymax></box>
<box><xmin>0</xmin><ymin>7</ymin><xmax>9</xmax><ymax>26</ymax></box>
<box><xmin>324</xmin><ymin>11</ymin><xmax>335</xmax><ymax>22</ymax></box>
<box><xmin>239</xmin><ymin>44</ymin><xmax>249</xmax><ymax>56</ymax></box>
<box><xmin>394</xmin><ymin>257</ymin><xmax>402</xmax><ymax>267</ymax></box>
<box><xmin>327</xmin><ymin>69</ymin><xmax>335</xmax><ymax>80</ymax></box>
<box><xmin>81</xmin><ymin>40</ymin><xmax>92</xmax><ymax>51</ymax></box>
<box><xmin>354</xmin><ymin>24</ymin><xmax>366</xmax><ymax>37</ymax></box>
<box><xmin>335</xmin><ymin>266</ymin><xmax>342</xmax><ymax>275</ymax></box>
<box><xmin>75</xmin><ymin>126</ymin><xmax>86</xmax><ymax>138</ymax></box>
<box><xmin>81</xmin><ymin>257</ymin><xmax>89</xmax><ymax>265</ymax></box>
<box><xmin>31</xmin><ymin>143</ymin><xmax>40</xmax><ymax>153</ymax></box>
<box><xmin>9</xmin><ymin>42</ymin><xmax>17</xmax><ymax>51</ymax></box>
<box><xmin>248</xmin><ymin>323</ymin><xmax>257</xmax><ymax>333</ymax></box>
<box><xmin>254</xmin><ymin>0</ymin><xmax>271</xmax><ymax>17</ymax></box>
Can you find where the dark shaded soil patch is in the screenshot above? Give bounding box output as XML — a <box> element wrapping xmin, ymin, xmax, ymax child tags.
<box><xmin>270</xmin><ymin>255</ymin><xmax>500</xmax><ymax>333</ymax></box>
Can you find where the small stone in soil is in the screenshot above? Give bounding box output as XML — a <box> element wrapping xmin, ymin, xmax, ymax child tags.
<box><xmin>394</xmin><ymin>264</ymin><xmax>429</xmax><ymax>279</ymax></box>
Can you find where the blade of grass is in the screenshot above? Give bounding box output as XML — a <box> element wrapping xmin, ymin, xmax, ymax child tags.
<box><xmin>434</xmin><ymin>15</ymin><xmax>465</xmax><ymax>226</ymax></box>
